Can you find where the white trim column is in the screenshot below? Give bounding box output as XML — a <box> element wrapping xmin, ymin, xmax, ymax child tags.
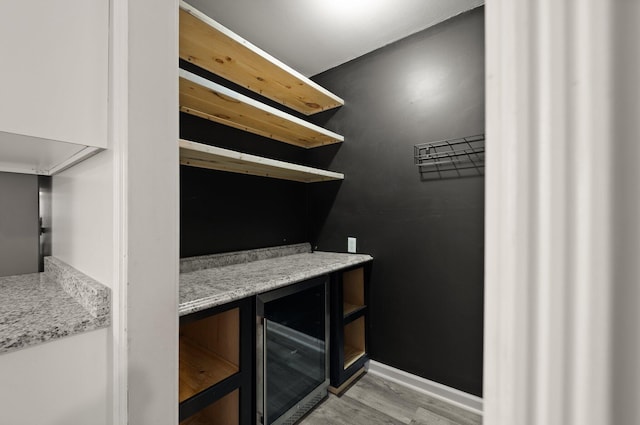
<box><xmin>484</xmin><ymin>0</ymin><xmax>640</xmax><ymax>424</ymax></box>
<box><xmin>110</xmin><ymin>0</ymin><xmax>180</xmax><ymax>423</ymax></box>
<box><xmin>110</xmin><ymin>0</ymin><xmax>128</xmax><ymax>423</ymax></box>
<box><xmin>125</xmin><ymin>0</ymin><xmax>180</xmax><ymax>422</ymax></box>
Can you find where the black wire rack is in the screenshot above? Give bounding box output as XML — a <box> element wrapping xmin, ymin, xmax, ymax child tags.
<box><xmin>414</xmin><ymin>134</ymin><xmax>485</xmax><ymax>175</ymax></box>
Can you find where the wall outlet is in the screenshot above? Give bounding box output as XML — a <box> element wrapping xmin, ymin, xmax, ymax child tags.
<box><xmin>347</xmin><ymin>237</ymin><xmax>357</xmax><ymax>253</ymax></box>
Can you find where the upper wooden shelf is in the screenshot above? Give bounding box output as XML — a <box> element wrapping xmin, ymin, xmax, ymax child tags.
<box><xmin>179</xmin><ymin>1</ymin><xmax>344</xmax><ymax>116</ymax></box>
<box><xmin>180</xmin><ymin>69</ymin><xmax>344</xmax><ymax>149</ymax></box>
<box><xmin>180</xmin><ymin>139</ymin><xmax>344</xmax><ymax>183</ymax></box>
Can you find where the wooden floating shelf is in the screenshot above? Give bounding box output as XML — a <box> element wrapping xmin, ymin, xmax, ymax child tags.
<box><xmin>179</xmin><ymin>1</ymin><xmax>344</xmax><ymax>116</ymax></box>
<box><xmin>180</xmin><ymin>139</ymin><xmax>344</xmax><ymax>183</ymax></box>
<box><xmin>179</xmin><ymin>70</ymin><xmax>343</xmax><ymax>149</ymax></box>
<box><xmin>179</xmin><ymin>337</ymin><xmax>239</xmax><ymax>403</ymax></box>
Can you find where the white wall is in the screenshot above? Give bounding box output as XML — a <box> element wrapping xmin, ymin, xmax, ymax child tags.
<box><xmin>1</xmin><ymin>149</ymin><xmax>118</xmax><ymax>425</ymax></box>
<box><xmin>0</xmin><ymin>0</ymin><xmax>107</xmax><ymax>148</ymax></box>
<box><xmin>52</xmin><ymin>149</ymin><xmax>114</xmax><ymax>287</ymax></box>
<box><xmin>0</xmin><ymin>0</ymin><xmax>178</xmax><ymax>423</ymax></box>
<box><xmin>0</xmin><ymin>0</ymin><xmax>114</xmax><ymax>422</ymax></box>
<box><xmin>0</xmin><ymin>329</ymin><xmax>109</xmax><ymax>425</ymax></box>
<box><xmin>485</xmin><ymin>1</ymin><xmax>640</xmax><ymax>424</ymax></box>
<box><xmin>0</xmin><ymin>42</ymin><xmax>115</xmax><ymax>425</ymax></box>
<box><xmin>124</xmin><ymin>0</ymin><xmax>179</xmax><ymax>422</ymax></box>
<box><xmin>50</xmin><ymin>150</ymin><xmax>115</xmax><ymax>424</ymax></box>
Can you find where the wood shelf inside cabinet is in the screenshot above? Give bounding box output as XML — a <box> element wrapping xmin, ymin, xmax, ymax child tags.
<box><xmin>179</xmin><ymin>307</ymin><xmax>240</xmax><ymax>403</ymax></box>
<box><xmin>343</xmin><ymin>267</ymin><xmax>365</xmax><ymax>318</ymax></box>
<box><xmin>179</xmin><ymin>1</ymin><xmax>344</xmax><ymax>116</ymax></box>
<box><xmin>343</xmin><ymin>303</ymin><xmax>366</xmax><ymax>318</ymax></box>
<box><xmin>343</xmin><ymin>345</ymin><xmax>366</xmax><ymax>370</ymax></box>
<box><xmin>179</xmin><ymin>337</ymin><xmax>239</xmax><ymax>403</ymax></box>
<box><xmin>180</xmin><ymin>388</ymin><xmax>239</xmax><ymax>425</ymax></box>
<box><xmin>180</xmin><ymin>139</ymin><xmax>344</xmax><ymax>183</ymax></box>
<box><xmin>179</xmin><ymin>69</ymin><xmax>344</xmax><ymax>149</ymax></box>
<box><xmin>343</xmin><ymin>315</ymin><xmax>366</xmax><ymax>370</ymax></box>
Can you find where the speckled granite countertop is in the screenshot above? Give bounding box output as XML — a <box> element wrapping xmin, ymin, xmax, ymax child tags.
<box><xmin>180</xmin><ymin>243</ymin><xmax>372</xmax><ymax>316</ymax></box>
<box><xmin>0</xmin><ymin>257</ymin><xmax>110</xmax><ymax>355</ymax></box>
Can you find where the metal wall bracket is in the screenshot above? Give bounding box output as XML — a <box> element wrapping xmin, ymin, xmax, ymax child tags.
<box><xmin>414</xmin><ymin>134</ymin><xmax>485</xmax><ymax>176</ymax></box>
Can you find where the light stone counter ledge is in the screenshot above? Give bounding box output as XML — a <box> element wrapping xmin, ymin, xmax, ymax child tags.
<box><xmin>179</xmin><ymin>243</ymin><xmax>373</xmax><ymax>316</ymax></box>
<box><xmin>0</xmin><ymin>257</ymin><xmax>111</xmax><ymax>355</ymax></box>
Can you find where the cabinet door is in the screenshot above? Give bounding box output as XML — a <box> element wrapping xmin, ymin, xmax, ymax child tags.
<box><xmin>0</xmin><ymin>0</ymin><xmax>108</xmax><ymax>174</ymax></box>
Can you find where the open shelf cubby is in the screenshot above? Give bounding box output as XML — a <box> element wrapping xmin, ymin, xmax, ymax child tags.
<box><xmin>342</xmin><ymin>267</ymin><xmax>365</xmax><ymax>318</ymax></box>
<box><xmin>179</xmin><ymin>307</ymin><xmax>240</xmax><ymax>403</ymax></box>
<box><xmin>330</xmin><ymin>263</ymin><xmax>371</xmax><ymax>392</ymax></box>
<box><xmin>180</xmin><ymin>389</ymin><xmax>239</xmax><ymax>425</ymax></box>
<box><xmin>343</xmin><ymin>315</ymin><xmax>366</xmax><ymax>370</ymax></box>
<box><xmin>179</xmin><ymin>1</ymin><xmax>343</xmax><ymax>116</ymax></box>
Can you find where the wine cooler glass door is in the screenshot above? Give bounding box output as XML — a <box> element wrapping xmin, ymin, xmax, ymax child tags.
<box><xmin>259</xmin><ymin>278</ymin><xmax>328</xmax><ymax>425</ymax></box>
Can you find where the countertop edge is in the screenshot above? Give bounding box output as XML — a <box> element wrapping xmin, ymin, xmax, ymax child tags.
<box><xmin>0</xmin><ymin>315</ymin><xmax>110</xmax><ymax>356</ymax></box>
<box><xmin>45</xmin><ymin>256</ymin><xmax>111</xmax><ymax>320</ymax></box>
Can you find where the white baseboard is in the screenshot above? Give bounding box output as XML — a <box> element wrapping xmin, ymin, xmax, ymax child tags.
<box><xmin>367</xmin><ymin>360</ymin><xmax>483</xmax><ymax>415</ymax></box>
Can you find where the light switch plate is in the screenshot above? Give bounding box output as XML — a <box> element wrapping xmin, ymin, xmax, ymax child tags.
<box><xmin>347</xmin><ymin>237</ymin><xmax>356</xmax><ymax>253</ymax></box>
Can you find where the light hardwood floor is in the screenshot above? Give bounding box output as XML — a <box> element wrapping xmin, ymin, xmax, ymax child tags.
<box><xmin>299</xmin><ymin>373</ymin><xmax>482</xmax><ymax>425</ymax></box>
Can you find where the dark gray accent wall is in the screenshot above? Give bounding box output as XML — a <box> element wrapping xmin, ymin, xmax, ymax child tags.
<box><xmin>180</xmin><ymin>110</ymin><xmax>312</xmax><ymax>257</ymax></box>
<box><xmin>0</xmin><ymin>172</ymin><xmax>39</xmax><ymax>277</ymax></box>
<box><xmin>309</xmin><ymin>7</ymin><xmax>485</xmax><ymax>396</ymax></box>
<box><xmin>178</xmin><ymin>6</ymin><xmax>484</xmax><ymax>395</ymax></box>
<box><xmin>180</xmin><ymin>164</ymin><xmax>310</xmax><ymax>257</ymax></box>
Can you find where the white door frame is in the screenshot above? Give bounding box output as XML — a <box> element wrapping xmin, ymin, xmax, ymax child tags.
<box><xmin>110</xmin><ymin>0</ymin><xmax>180</xmax><ymax>423</ymax></box>
<box><xmin>110</xmin><ymin>0</ymin><xmax>129</xmax><ymax>422</ymax></box>
<box><xmin>484</xmin><ymin>1</ymin><xmax>640</xmax><ymax>424</ymax></box>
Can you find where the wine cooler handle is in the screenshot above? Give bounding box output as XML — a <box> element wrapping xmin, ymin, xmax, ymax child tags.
<box><xmin>263</xmin><ymin>317</ymin><xmax>269</xmax><ymax>425</ymax></box>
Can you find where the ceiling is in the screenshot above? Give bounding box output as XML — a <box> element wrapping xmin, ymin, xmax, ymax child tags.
<box><xmin>186</xmin><ymin>0</ymin><xmax>484</xmax><ymax>77</ymax></box>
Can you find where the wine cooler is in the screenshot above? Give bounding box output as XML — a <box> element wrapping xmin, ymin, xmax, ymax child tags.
<box><xmin>256</xmin><ymin>275</ymin><xmax>329</xmax><ymax>425</ymax></box>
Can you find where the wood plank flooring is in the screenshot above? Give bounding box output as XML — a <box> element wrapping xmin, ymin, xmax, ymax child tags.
<box><xmin>298</xmin><ymin>373</ymin><xmax>482</xmax><ymax>425</ymax></box>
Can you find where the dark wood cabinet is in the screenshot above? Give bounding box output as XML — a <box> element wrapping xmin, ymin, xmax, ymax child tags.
<box><xmin>179</xmin><ymin>297</ymin><xmax>253</xmax><ymax>425</ymax></box>
<box><xmin>177</xmin><ymin>260</ymin><xmax>373</xmax><ymax>422</ymax></box>
<box><xmin>329</xmin><ymin>262</ymin><xmax>372</xmax><ymax>393</ymax></box>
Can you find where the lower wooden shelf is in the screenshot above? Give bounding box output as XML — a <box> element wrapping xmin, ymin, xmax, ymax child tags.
<box><xmin>180</xmin><ymin>388</ymin><xmax>239</xmax><ymax>425</ymax></box>
<box><xmin>343</xmin><ymin>344</ymin><xmax>366</xmax><ymax>370</ymax></box>
<box><xmin>343</xmin><ymin>315</ymin><xmax>366</xmax><ymax>370</ymax></box>
<box><xmin>179</xmin><ymin>337</ymin><xmax>239</xmax><ymax>403</ymax></box>
<box><xmin>179</xmin><ymin>300</ymin><xmax>251</xmax><ymax>425</ymax></box>
<box><xmin>180</xmin><ymin>139</ymin><xmax>344</xmax><ymax>183</ymax></box>
<box><xmin>331</xmin><ymin>263</ymin><xmax>371</xmax><ymax>389</ymax></box>
<box><xmin>343</xmin><ymin>303</ymin><xmax>365</xmax><ymax>317</ymax></box>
